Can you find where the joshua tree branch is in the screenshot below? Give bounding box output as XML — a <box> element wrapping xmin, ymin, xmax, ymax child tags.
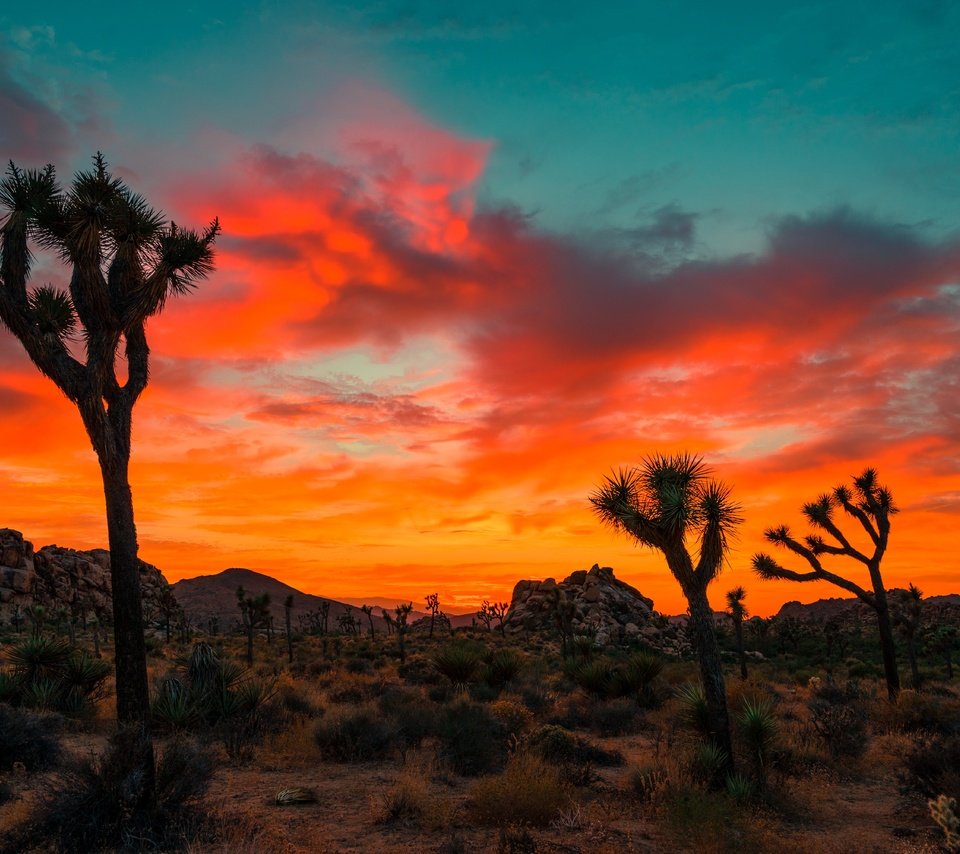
<box><xmin>752</xmin><ymin>553</ymin><xmax>875</xmax><ymax>607</ymax></box>
<box><xmin>835</xmin><ymin>495</ymin><xmax>881</xmax><ymax>548</ymax></box>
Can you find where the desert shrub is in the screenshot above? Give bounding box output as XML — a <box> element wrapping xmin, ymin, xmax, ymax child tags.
<box><xmin>526</xmin><ymin>724</ymin><xmax>622</xmax><ymax>784</ymax></box>
<box><xmin>433</xmin><ymin>642</ymin><xmax>484</xmax><ymax>692</ymax></box>
<box><xmin>379</xmin><ymin>690</ymin><xmax>440</xmax><ymax>750</ymax></box>
<box><xmin>900</xmin><ymin>735</ymin><xmax>960</xmax><ymax>802</ymax></box>
<box><xmin>345</xmin><ymin>657</ymin><xmax>372</xmax><ymax>674</ymax></box>
<box><xmin>313</xmin><ymin>705</ymin><xmax>396</xmax><ymax>762</ymax></box>
<box><xmin>399</xmin><ymin>658</ymin><xmax>443</xmax><ymax>685</ymax></box>
<box><xmin>489</xmin><ymin>699</ymin><xmax>533</xmax><ymax>740</ymax></box>
<box><xmin>631</xmin><ymin>765</ymin><xmax>667</xmax><ymax>802</ymax></box>
<box><xmin>8</xmin><ymin>732</ymin><xmax>211</xmax><ymax>854</ymax></box>
<box><xmin>497</xmin><ymin>824</ymin><xmax>538</xmax><ymax>854</ymax></box>
<box><xmin>274</xmin><ymin>680</ymin><xmax>319</xmax><ymax>719</ymax></box>
<box><xmin>437</xmin><ymin>701</ymin><xmax>505</xmax><ymax>775</ymax></box>
<box><xmin>872</xmin><ymin>690</ymin><xmax>960</xmax><ymax>737</ymax></box>
<box><xmin>725</xmin><ymin>771</ymin><xmax>756</xmax><ymax>804</ymax></box>
<box><xmin>482</xmin><ymin>651</ymin><xmax>523</xmax><ymax>690</ymax></box>
<box><xmin>0</xmin><ymin>704</ymin><xmax>64</xmax><ymax>772</ymax></box>
<box><xmin>470</xmin><ymin>753</ymin><xmax>567</xmax><ymax>827</ymax></box>
<box><xmin>807</xmin><ymin>681</ymin><xmax>868</xmax><ymax>760</ymax></box>
<box><xmin>373</xmin><ymin>773</ymin><xmax>433</xmax><ymax>825</ymax></box>
<box><xmin>591</xmin><ymin>697</ymin><xmax>639</xmax><ymax>736</ymax></box>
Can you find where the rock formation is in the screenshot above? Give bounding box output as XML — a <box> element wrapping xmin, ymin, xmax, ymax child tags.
<box><xmin>0</xmin><ymin>528</ymin><xmax>172</xmax><ymax>623</ymax></box>
<box><xmin>503</xmin><ymin>563</ymin><xmax>688</xmax><ymax>653</ymax></box>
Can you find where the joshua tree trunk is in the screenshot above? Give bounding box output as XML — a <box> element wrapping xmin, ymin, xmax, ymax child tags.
<box><xmin>685</xmin><ymin>583</ymin><xmax>733</xmax><ymax>771</ymax></box>
<box><xmin>734</xmin><ymin>620</ymin><xmax>748</xmax><ymax>680</ymax></box>
<box><xmin>872</xmin><ymin>583</ymin><xmax>901</xmax><ymax>700</ymax></box>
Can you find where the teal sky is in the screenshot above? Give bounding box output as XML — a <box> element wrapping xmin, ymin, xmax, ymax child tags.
<box><xmin>4</xmin><ymin>1</ymin><xmax>958</xmax><ymax>255</ymax></box>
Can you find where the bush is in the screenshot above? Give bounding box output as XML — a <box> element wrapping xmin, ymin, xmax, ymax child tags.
<box><xmin>900</xmin><ymin>735</ymin><xmax>960</xmax><ymax>802</ymax></box>
<box><xmin>379</xmin><ymin>689</ymin><xmax>440</xmax><ymax>750</ymax></box>
<box><xmin>6</xmin><ymin>732</ymin><xmax>212</xmax><ymax>854</ymax></box>
<box><xmin>470</xmin><ymin>753</ymin><xmax>567</xmax><ymax>827</ymax></box>
<box><xmin>437</xmin><ymin>701</ymin><xmax>505</xmax><ymax>776</ymax></box>
<box><xmin>526</xmin><ymin>724</ymin><xmax>622</xmax><ymax>784</ymax></box>
<box><xmin>489</xmin><ymin>699</ymin><xmax>533</xmax><ymax>740</ymax></box>
<box><xmin>0</xmin><ymin>704</ymin><xmax>64</xmax><ymax>772</ymax></box>
<box><xmin>313</xmin><ymin>705</ymin><xmax>396</xmax><ymax>762</ymax></box>
<box><xmin>806</xmin><ymin>681</ymin><xmax>870</xmax><ymax>761</ymax></box>
<box><xmin>591</xmin><ymin>697</ymin><xmax>638</xmax><ymax>736</ymax></box>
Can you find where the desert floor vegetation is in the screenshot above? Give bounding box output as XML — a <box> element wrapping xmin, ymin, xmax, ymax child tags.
<box><xmin>1</xmin><ymin>616</ymin><xmax>958</xmax><ymax>853</ymax></box>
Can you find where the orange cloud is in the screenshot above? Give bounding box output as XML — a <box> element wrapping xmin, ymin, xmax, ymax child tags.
<box><xmin>2</xmin><ymin>87</ymin><xmax>959</xmax><ymax>616</ymax></box>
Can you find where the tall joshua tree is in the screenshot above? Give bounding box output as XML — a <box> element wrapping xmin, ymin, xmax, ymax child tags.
<box><xmin>0</xmin><ymin>155</ymin><xmax>219</xmax><ymax>798</ymax></box>
<box><xmin>751</xmin><ymin>468</ymin><xmax>901</xmax><ymax>699</ymax></box>
<box><xmin>591</xmin><ymin>453</ymin><xmax>741</xmax><ymax>771</ymax></box>
<box><xmin>726</xmin><ymin>586</ymin><xmax>749</xmax><ymax>680</ymax></box>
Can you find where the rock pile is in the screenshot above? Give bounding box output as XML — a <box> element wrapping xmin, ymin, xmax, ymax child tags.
<box><xmin>0</xmin><ymin>528</ymin><xmax>172</xmax><ymax>622</ymax></box>
<box><xmin>503</xmin><ymin>563</ymin><xmax>688</xmax><ymax>653</ymax></box>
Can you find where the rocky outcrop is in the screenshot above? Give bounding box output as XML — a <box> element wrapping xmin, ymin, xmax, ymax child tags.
<box><xmin>0</xmin><ymin>528</ymin><xmax>172</xmax><ymax>622</ymax></box>
<box><xmin>503</xmin><ymin>563</ymin><xmax>688</xmax><ymax>653</ymax></box>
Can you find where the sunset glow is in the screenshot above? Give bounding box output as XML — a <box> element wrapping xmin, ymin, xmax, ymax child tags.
<box><xmin>2</xmin><ymin>4</ymin><xmax>958</xmax><ymax>615</ymax></box>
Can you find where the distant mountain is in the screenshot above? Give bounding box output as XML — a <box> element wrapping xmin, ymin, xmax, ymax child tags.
<box><xmin>776</xmin><ymin>591</ymin><xmax>960</xmax><ymax>622</ymax></box>
<box><xmin>171</xmin><ymin>568</ymin><xmax>388</xmax><ymax>632</ymax></box>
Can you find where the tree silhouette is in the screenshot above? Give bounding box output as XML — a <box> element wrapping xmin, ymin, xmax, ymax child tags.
<box><xmin>892</xmin><ymin>583</ymin><xmax>923</xmax><ymax>691</ymax></box>
<box><xmin>0</xmin><ymin>155</ymin><xmax>219</xmax><ymax>797</ymax></box>
<box><xmin>725</xmin><ymin>586</ymin><xmax>749</xmax><ymax>680</ymax></box>
<box><xmin>237</xmin><ymin>586</ymin><xmax>271</xmax><ymax>665</ymax></box>
<box><xmin>284</xmin><ymin>594</ymin><xmax>295</xmax><ymax>664</ymax></box>
<box><xmin>425</xmin><ymin>593</ymin><xmax>442</xmax><ymax>639</ymax></box>
<box><xmin>394</xmin><ymin>602</ymin><xmax>413</xmax><ymax>663</ymax></box>
<box><xmin>591</xmin><ymin>453</ymin><xmax>741</xmax><ymax>771</ymax></box>
<box><xmin>752</xmin><ymin>468</ymin><xmax>901</xmax><ymax>699</ymax></box>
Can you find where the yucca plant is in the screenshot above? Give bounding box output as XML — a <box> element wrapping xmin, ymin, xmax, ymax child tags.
<box><xmin>737</xmin><ymin>698</ymin><xmax>777</xmax><ymax>785</ymax></box>
<box><xmin>692</xmin><ymin>741</ymin><xmax>729</xmax><ymax>788</ymax></box>
<box><xmin>676</xmin><ymin>682</ymin><xmax>712</xmax><ymax>738</ymax></box>
<box><xmin>482</xmin><ymin>649</ymin><xmax>523</xmax><ymax>690</ymax></box>
<box><xmin>725</xmin><ymin>771</ymin><xmax>756</xmax><ymax>804</ymax></box>
<box><xmin>432</xmin><ymin>642</ymin><xmax>483</xmax><ymax>692</ymax></box>
<box><xmin>614</xmin><ymin>653</ymin><xmax>664</xmax><ymax>707</ymax></box>
<box><xmin>571</xmin><ymin>658</ymin><xmax>616</xmax><ymax>699</ymax></box>
<box><xmin>22</xmin><ymin>677</ymin><xmax>60</xmax><ymax>711</ymax></box>
<box><xmin>5</xmin><ymin>635</ymin><xmax>73</xmax><ymax>683</ymax></box>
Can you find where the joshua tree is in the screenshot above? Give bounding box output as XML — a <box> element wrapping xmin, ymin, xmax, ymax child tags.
<box><xmin>591</xmin><ymin>453</ymin><xmax>741</xmax><ymax>771</ymax></box>
<box><xmin>394</xmin><ymin>602</ymin><xmax>413</xmax><ymax>663</ymax></box>
<box><xmin>380</xmin><ymin>608</ymin><xmax>394</xmax><ymax>636</ymax></box>
<box><xmin>425</xmin><ymin>593</ymin><xmax>442</xmax><ymax>639</ymax></box>
<box><xmin>318</xmin><ymin>600</ymin><xmax>331</xmax><ymax>635</ymax></box>
<box><xmin>929</xmin><ymin>625</ymin><xmax>957</xmax><ymax>679</ymax></box>
<box><xmin>237</xmin><ymin>586</ymin><xmax>271</xmax><ymax>665</ymax></box>
<box><xmin>491</xmin><ymin>601</ymin><xmax>509</xmax><ymax>636</ymax></box>
<box><xmin>11</xmin><ymin>604</ymin><xmax>23</xmax><ymax>635</ymax></box>
<box><xmin>26</xmin><ymin>604</ymin><xmax>45</xmax><ymax>639</ymax></box>
<box><xmin>551</xmin><ymin>587</ymin><xmax>576</xmax><ymax>658</ymax></box>
<box><xmin>156</xmin><ymin>585</ymin><xmax>179</xmax><ymax>644</ymax></box>
<box><xmin>725</xmin><ymin>586</ymin><xmax>749</xmax><ymax>680</ymax></box>
<box><xmin>0</xmin><ymin>155</ymin><xmax>219</xmax><ymax>798</ymax></box>
<box><xmin>476</xmin><ymin>600</ymin><xmax>495</xmax><ymax>632</ymax></box>
<box><xmin>751</xmin><ymin>468</ymin><xmax>901</xmax><ymax>699</ymax></box>
<box><xmin>893</xmin><ymin>584</ymin><xmax>923</xmax><ymax>691</ymax></box>
<box><xmin>360</xmin><ymin>604</ymin><xmax>375</xmax><ymax>638</ymax></box>
<box><xmin>284</xmin><ymin>594</ymin><xmax>294</xmax><ymax>664</ymax></box>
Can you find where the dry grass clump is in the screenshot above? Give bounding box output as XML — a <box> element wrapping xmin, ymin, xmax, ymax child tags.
<box><xmin>371</xmin><ymin>761</ymin><xmax>451</xmax><ymax>828</ymax></box>
<box><xmin>312</xmin><ymin>703</ymin><xmax>396</xmax><ymax>762</ymax></box>
<box><xmin>470</xmin><ymin>752</ymin><xmax>569</xmax><ymax>827</ymax></box>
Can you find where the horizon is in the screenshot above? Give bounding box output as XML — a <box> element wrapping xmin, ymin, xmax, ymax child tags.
<box><xmin>2</xmin><ymin>2</ymin><xmax>959</xmax><ymax>618</ymax></box>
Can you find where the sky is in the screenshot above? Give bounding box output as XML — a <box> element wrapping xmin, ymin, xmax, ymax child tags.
<box><xmin>1</xmin><ymin>1</ymin><xmax>958</xmax><ymax>616</ymax></box>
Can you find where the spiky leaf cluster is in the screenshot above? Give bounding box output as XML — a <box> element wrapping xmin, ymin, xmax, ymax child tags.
<box><xmin>590</xmin><ymin>453</ymin><xmax>742</xmax><ymax>588</ymax></box>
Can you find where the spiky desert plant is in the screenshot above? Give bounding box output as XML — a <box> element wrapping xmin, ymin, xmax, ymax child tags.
<box><xmin>432</xmin><ymin>642</ymin><xmax>483</xmax><ymax>693</ymax></box>
<box><xmin>737</xmin><ymin>698</ymin><xmax>777</xmax><ymax>785</ymax></box>
<box><xmin>893</xmin><ymin>583</ymin><xmax>923</xmax><ymax>691</ymax></box>
<box><xmin>930</xmin><ymin>795</ymin><xmax>960</xmax><ymax>852</ymax></box>
<box><xmin>752</xmin><ymin>468</ymin><xmax>901</xmax><ymax>699</ymax></box>
<box><xmin>1</xmin><ymin>156</ymin><xmax>220</xmax><ymax>802</ymax></box>
<box><xmin>615</xmin><ymin>652</ymin><xmax>664</xmax><ymax>706</ymax></box>
<box><xmin>482</xmin><ymin>649</ymin><xmax>523</xmax><ymax>690</ymax></box>
<box><xmin>592</xmin><ymin>454</ymin><xmax>741</xmax><ymax>772</ymax></box>
<box><xmin>676</xmin><ymin>682</ymin><xmax>712</xmax><ymax>738</ymax></box>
